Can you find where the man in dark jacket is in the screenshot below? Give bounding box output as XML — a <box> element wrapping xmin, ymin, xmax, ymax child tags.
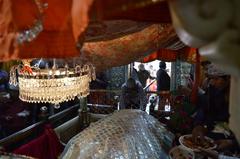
<box><xmin>137</xmin><ymin>64</ymin><xmax>152</xmax><ymax>88</ymax></box>
<box><xmin>156</xmin><ymin>61</ymin><xmax>170</xmax><ymax>91</ymax></box>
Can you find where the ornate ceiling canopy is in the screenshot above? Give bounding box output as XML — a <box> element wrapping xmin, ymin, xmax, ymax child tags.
<box><xmin>140</xmin><ymin>47</ymin><xmax>197</xmax><ymax>63</ymax></box>
<box><xmin>82</xmin><ymin>24</ymin><xmax>177</xmax><ymax>71</ymax></box>
<box><xmin>0</xmin><ymin>0</ymin><xmax>175</xmax><ymax>61</ymax></box>
<box><xmin>90</xmin><ymin>0</ymin><xmax>171</xmax><ymax>23</ymax></box>
<box><xmin>0</xmin><ymin>0</ymin><xmax>93</xmax><ymax>60</ymax></box>
<box><xmin>84</xmin><ymin>20</ymin><xmax>151</xmax><ymax>42</ymax></box>
<box><xmin>0</xmin><ymin>0</ymin><xmax>188</xmax><ymax>72</ymax></box>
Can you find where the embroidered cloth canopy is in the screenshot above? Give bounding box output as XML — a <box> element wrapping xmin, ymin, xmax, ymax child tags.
<box><xmin>0</xmin><ymin>0</ymin><xmax>198</xmax><ymax>71</ymax></box>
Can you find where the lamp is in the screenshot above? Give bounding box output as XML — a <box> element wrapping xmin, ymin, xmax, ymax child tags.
<box><xmin>9</xmin><ymin>58</ymin><xmax>96</xmax><ymax>105</ymax></box>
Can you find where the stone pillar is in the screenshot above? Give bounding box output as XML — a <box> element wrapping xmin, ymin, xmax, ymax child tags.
<box><xmin>79</xmin><ymin>97</ymin><xmax>90</xmax><ymax>129</ymax></box>
<box><xmin>229</xmin><ymin>76</ymin><xmax>240</xmax><ymax>142</ymax></box>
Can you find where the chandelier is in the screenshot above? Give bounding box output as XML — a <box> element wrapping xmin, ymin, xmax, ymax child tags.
<box><xmin>9</xmin><ymin>59</ymin><xmax>96</xmax><ymax>105</ymax></box>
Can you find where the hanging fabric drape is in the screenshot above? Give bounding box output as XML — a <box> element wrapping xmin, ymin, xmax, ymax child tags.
<box><xmin>97</xmin><ymin>0</ymin><xmax>171</xmax><ymax>23</ymax></box>
<box><xmin>0</xmin><ymin>0</ymin><xmax>174</xmax><ymax>62</ymax></box>
<box><xmin>81</xmin><ymin>24</ymin><xmax>176</xmax><ymax>71</ymax></box>
<box><xmin>141</xmin><ymin>49</ymin><xmax>178</xmax><ymax>62</ymax></box>
<box><xmin>0</xmin><ymin>0</ymin><xmax>93</xmax><ymax>61</ymax></box>
<box><xmin>141</xmin><ymin>47</ymin><xmax>197</xmax><ymax>63</ymax></box>
<box><xmin>14</xmin><ymin>125</ymin><xmax>64</xmax><ymax>159</ymax></box>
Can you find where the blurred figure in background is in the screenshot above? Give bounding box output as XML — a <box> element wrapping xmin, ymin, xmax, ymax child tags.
<box><xmin>0</xmin><ymin>63</ymin><xmax>9</xmax><ymax>92</ymax></box>
<box><xmin>119</xmin><ymin>78</ymin><xmax>147</xmax><ymax>111</ymax></box>
<box><xmin>191</xmin><ymin>64</ymin><xmax>237</xmax><ymax>157</ymax></box>
<box><xmin>131</xmin><ymin>63</ymin><xmax>139</xmax><ymax>82</ymax></box>
<box><xmin>156</xmin><ymin>61</ymin><xmax>170</xmax><ymax>110</ymax></box>
<box><xmin>148</xmin><ymin>64</ymin><xmax>156</xmax><ymax>78</ymax></box>
<box><xmin>137</xmin><ymin>64</ymin><xmax>153</xmax><ymax>88</ymax></box>
<box><xmin>193</xmin><ymin>64</ymin><xmax>230</xmax><ymax>133</ymax></box>
<box><xmin>156</xmin><ymin>61</ymin><xmax>170</xmax><ymax>92</ymax></box>
<box><xmin>89</xmin><ymin>72</ymin><xmax>109</xmax><ymax>105</ymax></box>
<box><xmin>200</xmin><ymin>61</ymin><xmax>211</xmax><ymax>91</ymax></box>
<box><xmin>146</xmin><ymin>64</ymin><xmax>157</xmax><ymax>92</ymax></box>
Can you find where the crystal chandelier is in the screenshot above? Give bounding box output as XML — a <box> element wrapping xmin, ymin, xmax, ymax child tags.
<box><xmin>9</xmin><ymin>58</ymin><xmax>96</xmax><ymax>105</ymax></box>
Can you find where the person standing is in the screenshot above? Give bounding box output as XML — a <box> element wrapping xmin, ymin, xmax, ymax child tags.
<box><xmin>89</xmin><ymin>71</ymin><xmax>109</xmax><ymax>104</ymax></box>
<box><xmin>137</xmin><ymin>64</ymin><xmax>152</xmax><ymax>88</ymax></box>
<box><xmin>156</xmin><ymin>61</ymin><xmax>170</xmax><ymax>92</ymax></box>
<box><xmin>131</xmin><ymin>67</ymin><xmax>139</xmax><ymax>82</ymax></box>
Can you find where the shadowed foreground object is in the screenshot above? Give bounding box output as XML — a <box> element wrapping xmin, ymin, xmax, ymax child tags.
<box><xmin>61</xmin><ymin>110</ymin><xmax>174</xmax><ymax>159</ymax></box>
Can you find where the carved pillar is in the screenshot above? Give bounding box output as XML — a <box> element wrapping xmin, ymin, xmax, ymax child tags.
<box><xmin>229</xmin><ymin>76</ymin><xmax>240</xmax><ymax>142</ymax></box>
<box><xmin>79</xmin><ymin>97</ymin><xmax>90</xmax><ymax>129</ymax></box>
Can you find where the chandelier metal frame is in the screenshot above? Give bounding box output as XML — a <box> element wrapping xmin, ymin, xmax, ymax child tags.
<box><xmin>9</xmin><ymin>59</ymin><xmax>96</xmax><ymax>105</ymax></box>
